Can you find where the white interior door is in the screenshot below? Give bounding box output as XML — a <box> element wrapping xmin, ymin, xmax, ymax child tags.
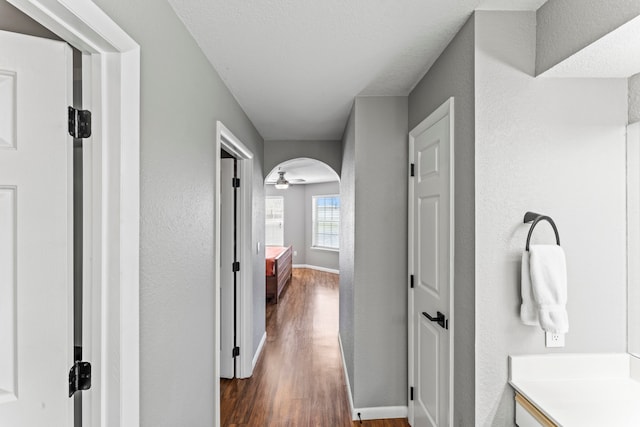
<box><xmin>0</xmin><ymin>30</ymin><xmax>74</xmax><ymax>425</ymax></box>
<box><xmin>409</xmin><ymin>100</ymin><xmax>454</xmax><ymax>427</ymax></box>
<box><xmin>220</xmin><ymin>158</ymin><xmax>235</xmax><ymax>379</ymax></box>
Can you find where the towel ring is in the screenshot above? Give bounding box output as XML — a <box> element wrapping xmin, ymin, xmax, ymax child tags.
<box><xmin>524</xmin><ymin>211</ymin><xmax>560</xmax><ymax>251</ymax></box>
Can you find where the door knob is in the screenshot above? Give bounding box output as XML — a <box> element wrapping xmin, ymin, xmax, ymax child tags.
<box><xmin>422</xmin><ymin>311</ymin><xmax>448</xmax><ymax>330</ymax></box>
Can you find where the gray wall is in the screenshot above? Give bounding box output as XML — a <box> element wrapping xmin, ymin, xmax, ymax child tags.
<box><xmin>0</xmin><ymin>0</ymin><xmax>61</xmax><ymax>39</ymax></box>
<box><xmin>340</xmin><ymin>96</ymin><xmax>408</xmax><ymax>409</ymax></box>
<box><xmin>475</xmin><ymin>10</ymin><xmax>627</xmax><ymax>426</ymax></box>
<box><xmin>264</xmin><ymin>140</ymin><xmax>342</xmax><ymax>178</ymax></box>
<box><xmin>86</xmin><ymin>1</ymin><xmax>266</xmax><ymax>425</ymax></box>
<box><xmin>408</xmin><ymin>14</ymin><xmax>476</xmax><ymax>427</ymax></box>
<box><xmin>536</xmin><ymin>0</ymin><xmax>640</xmax><ymax>75</ymax></box>
<box><xmin>265</xmin><ymin>184</ymin><xmax>305</xmax><ymax>264</ymax></box>
<box><xmin>265</xmin><ymin>182</ymin><xmax>340</xmax><ymax>271</ymax></box>
<box><xmin>630</xmin><ymin>72</ymin><xmax>640</xmax><ymax>124</ymax></box>
<box><xmin>339</xmin><ymin>108</ymin><xmax>356</xmax><ymax>394</ymax></box>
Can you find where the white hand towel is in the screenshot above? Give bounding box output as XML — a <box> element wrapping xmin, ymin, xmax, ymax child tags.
<box><xmin>520</xmin><ymin>251</ymin><xmax>539</xmax><ymax>326</ymax></box>
<box><xmin>529</xmin><ymin>244</ymin><xmax>569</xmax><ymax>334</ymax></box>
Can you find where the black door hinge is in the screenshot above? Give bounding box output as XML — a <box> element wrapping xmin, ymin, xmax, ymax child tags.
<box><xmin>232</xmin><ymin>177</ymin><xmax>240</xmax><ymax>188</ymax></box>
<box><xmin>410</xmin><ymin>163</ymin><xmax>415</xmax><ymax>177</ymax></box>
<box><xmin>232</xmin><ymin>346</ymin><xmax>240</xmax><ymax>357</ymax></box>
<box><xmin>68</xmin><ymin>106</ymin><xmax>92</xmax><ymax>139</ymax></box>
<box><xmin>410</xmin><ymin>274</ymin><xmax>414</xmax><ymax>288</ymax></box>
<box><xmin>69</xmin><ymin>347</ymin><xmax>91</xmax><ymax>397</ymax></box>
<box><xmin>410</xmin><ymin>386</ymin><xmax>414</xmax><ymax>401</ymax></box>
<box><xmin>232</xmin><ymin>261</ymin><xmax>240</xmax><ymax>272</ymax></box>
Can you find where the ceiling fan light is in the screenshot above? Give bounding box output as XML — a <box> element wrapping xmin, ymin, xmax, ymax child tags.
<box><xmin>275</xmin><ymin>171</ymin><xmax>289</xmax><ymax>189</ymax></box>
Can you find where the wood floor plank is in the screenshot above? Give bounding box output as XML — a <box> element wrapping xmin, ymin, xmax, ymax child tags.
<box><xmin>220</xmin><ymin>268</ymin><xmax>409</xmax><ymax>427</ymax></box>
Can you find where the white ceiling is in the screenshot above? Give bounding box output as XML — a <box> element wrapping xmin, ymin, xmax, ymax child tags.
<box><xmin>265</xmin><ymin>158</ymin><xmax>339</xmax><ymax>185</ymax></box>
<box><xmin>168</xmin><ymin>0</ymin><xmax>547</xmax><ymax>140</ymax></box>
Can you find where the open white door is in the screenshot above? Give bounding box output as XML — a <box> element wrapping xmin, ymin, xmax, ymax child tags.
<box><xmin>220</xmin><ymin>158</ymin><xmax>235</xmax><ymax>379</ymax></box>
<box><xmin>0</xmin><ymin>30</ymin><xmax>74</xmax><ymax>425</ymax></box>
<box><xmin>408</xmin><ymin>98</ymin><xmax>454</xmax><ymax>427</ymax></box>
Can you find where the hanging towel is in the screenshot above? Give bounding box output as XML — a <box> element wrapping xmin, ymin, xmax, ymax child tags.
<box><xmin>520</xmin><ymin>251</ymin><xmax>539</xmax><ymax>326</ymax></box>
<box><xmin>529</xmin><ymin>244</ymin><xmax>569</xmax><ymax>334</ymax></box>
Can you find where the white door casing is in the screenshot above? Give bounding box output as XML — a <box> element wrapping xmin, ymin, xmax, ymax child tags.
<box><xmin>7</xmin><ymin>1</ymin><xmax>141</xmax><ymax>426</ymax></box>
<box><xmin>408</xmin><ymin>98</ymin><xmax>455</xmax><ymax>427</ymax></box>
<box><xmin>220</xmin><ymin>158</ymin><xmax>235</xmax><ymax>378</ymax></box>
<box><xmin>215</xmin><ymin>121</ymin><xmax>254</xmax><ymax>427</ymax></box>
<box><xmin>0</xmin><ymin>30</ymin><xmax>73</xmax><ymax>425</ymax></box>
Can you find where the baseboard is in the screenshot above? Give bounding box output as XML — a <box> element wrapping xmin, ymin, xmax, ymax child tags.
<box><xmin>352</xmin><ymin>406</ymin><xmax>408</xmax><ymax>421</ymax></box>
<box><xmin>338</xmin><ymin>334</ymin><xmax>356</xmax><ymax>419</ymax></box>
<box><xmin>338</xmin><ymin>334</ymin><xmax>408</xmax><ymax>421</ymax></box>
<box><xmin>252</xmin><ymin>331</ymin><xmax>267</xmax><ymax>369</ymax></box>
<box><xmin>293</xmin><ymin>264</ymin><xmax>339</xmax><ymax>274</ymax></box>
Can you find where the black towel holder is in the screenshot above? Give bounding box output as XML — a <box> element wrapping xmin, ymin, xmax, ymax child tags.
<box><xmin>523</xmin><ymin>211</ymin><xmax>560</xmax><ymax>251</ymax></box>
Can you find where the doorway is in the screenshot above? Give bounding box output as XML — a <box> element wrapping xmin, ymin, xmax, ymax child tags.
<box><xmin>1</xmin><ymin>1</ymin><xmax>141</xmax><ymax>426</ymax></box>
<box><xmin>408</xmin><ymin>98</ymin><xmax>455</xmax><ymax>427</ymax></box>
<box><xmin>215</xmin><ymin>121</ymin><xmax>254</xmax><ymax>425</ymax></box>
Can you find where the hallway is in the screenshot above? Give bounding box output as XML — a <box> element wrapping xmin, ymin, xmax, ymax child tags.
<box><xmin>220</xmin><ymin>268</ymin><xmax>410</xmax><ymax>426</ymax></box>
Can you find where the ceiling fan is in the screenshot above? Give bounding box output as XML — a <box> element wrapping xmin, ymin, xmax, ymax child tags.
<box><xmin>274</xmin><ymin>170</ymin><xmax>305</xmax><ymax>189</ymax></box>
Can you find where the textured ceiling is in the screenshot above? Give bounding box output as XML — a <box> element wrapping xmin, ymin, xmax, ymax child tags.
<box><xmin>169</xmin><ymin>0</ymin><xmax>546</xmax><ymax>140</ymax></box>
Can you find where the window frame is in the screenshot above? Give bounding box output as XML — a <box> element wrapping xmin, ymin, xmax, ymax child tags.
<box><xmin>265</xmin><ymin>195</ymin><xmax>284</xmax><ymax>246</ymax></box>
<box><xmin>311</xmin><ymin>194</ymin><xmax>340</xmax><ymax>251</ymax></box>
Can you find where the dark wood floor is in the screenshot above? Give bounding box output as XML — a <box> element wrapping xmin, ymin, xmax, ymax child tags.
<box><xmin>221</xmin><ymin>268</ymin><xmax>410</xmax><ymax>427</ymax></box>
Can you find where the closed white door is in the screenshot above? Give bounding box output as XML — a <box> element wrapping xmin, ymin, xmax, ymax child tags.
<box><xmin>220</xmin><ymin>158</ymin><xmax>235</xmax><ymax>378</ymax></box>
<box><xmin>409</xmin><ymin>100</ymin><xmax>454</xmax><ymax>427</ymax></box>
<box><xmin>0</xmin><ymin>31</ymin><xmax>74</xmax><ymax>425</ymax></box>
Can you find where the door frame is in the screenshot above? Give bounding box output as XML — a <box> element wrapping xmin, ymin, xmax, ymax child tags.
<box><xmin>215</xmin><ymin>121</ymin><xmax>254</xmax><ymax>424</ymax></box>
<box><xmin>407</xmin><ymin>97</ymin><xmax>455</xmax><ymax>426</ymax></box>
<box><xmin>8</xmin><ymin>1</ymin><xmax>140</xmax><ymax>426</ymax></box>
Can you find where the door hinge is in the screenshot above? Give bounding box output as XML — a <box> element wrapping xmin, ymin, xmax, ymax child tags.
<box><xmin>232</xmin><ymin>261</ymin><xmax>240</xmax><ymax>272</ymax></box>
<box><xmin>69</xmin><ymin>346</ymin><xmax>91</xmax><ymax>397</ymax></box>
<box><xmin>410</xmin><ymin>163</ymin><xmax>415</xmax><ymax>177</ymax></box>
<box><xmin>410</xmin><ymin>274</ymin><xmax>414</xmax><ymax>288</ymax></box>
<box><xmin>232</xmin><ymin>177</ymin><xmax>240</xmax><ymax>188</ymax></box>
<box><xmin>68</xmin><ymin>106</ymin><xmax>92</xmax><ymax>139</ymax></box>
<box><xmin>410</xmin><ymin>386</ymin><xmax>414</xmax><ymax>401</ymax></box>
<box><xmin>232</xmin><ymin>346</ymin><xmax>240</xmax><ymax>358</ymax></box>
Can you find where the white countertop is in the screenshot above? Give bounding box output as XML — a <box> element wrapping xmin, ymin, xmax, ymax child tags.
<box><xmin>509</xmin><ymin>353</ymin><xmax>640</xmax><ymax>427</ymax></box>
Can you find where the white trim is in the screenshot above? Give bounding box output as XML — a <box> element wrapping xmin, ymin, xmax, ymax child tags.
<box><xmin>339</xmin><ymin>335</ymin><xmax>406</xmax><ymax>421</ymax></box>
<box><xmin>338</xmin><ymin>334</ymin><xmax>355</xmax><ymax>419</ymax></box>
<box><xmin>7</xmin><ymin>2</ymin><xmax>141</xmax><ymax>426</ymax></box>
<box><xmin>252</xmin><ymin>332</ymin><xmax>267</xmax><ymax>369</ymax></box>
<box><xmin>352</xmin><ymin>406</ymin><xmax>409</xmax><ymax>421</ymax></box>
<box><xmin>309</xmin><ymin>246</ymin><xmax>339</xmax><ymax>253</ymax></box>
<box><xmin>215</xmin><ymin>121</ymin><xmax>254</xmax><ymax>427</ymax></box>
<box><xmin>628</xmin><ymin>122</ymin><xmax>640</xmax><ymax>357</ymax></box>
<box><xmin>293</xmin><ymin>264</ymin><xmax>339</xmax><ymax>274</ymax></box>
<box><xmin>311</xmin><ymin>194</ymin><xmax>340</xmax><ymax>250</ymax></box>
<box><xmin>407</xmin><ymin>97</ymin><xmax>455</xmax><ymax>426</ymax></box>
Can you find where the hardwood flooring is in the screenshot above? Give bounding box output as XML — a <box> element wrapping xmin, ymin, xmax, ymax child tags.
<box><xmin>220</xmin><ymin>268</ymin><xmax>410</xmax><ymax>427</ymax></box>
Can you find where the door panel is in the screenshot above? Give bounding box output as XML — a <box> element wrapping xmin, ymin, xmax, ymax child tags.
<box><xmin>0</xmin><ymin>30</ymin><xmax>73</xmax><ymax>426</ymax></box>
<box><xmin>220</xmin><ymin>158</ymin><xmax>235</xmax><ymax>379</ymax></box>
<box><xmin>410</xmin><ymin>108</ymin><xmax>452</xmax><ymax>427</ymax></box>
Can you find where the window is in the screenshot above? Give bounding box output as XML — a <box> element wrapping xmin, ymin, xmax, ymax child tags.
<box><xmin>265</xmin><ymin>196</ymin><xmax>284</xmax><ymax>246</ymax></box>
<box><xmin>312</xmin><ymin>195</ymin><xmax>340</xmax><ymax>250</ymax></box>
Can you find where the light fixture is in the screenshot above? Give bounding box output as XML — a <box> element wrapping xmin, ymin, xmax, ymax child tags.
<box><xmin>275</xmin><ymin>171</ymin><xmax>289</xmax><ymax>189</ymax></box>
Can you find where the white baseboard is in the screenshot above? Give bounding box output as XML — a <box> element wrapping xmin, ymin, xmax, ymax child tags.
<box><xmin>252</xmin><ymin>331</ymin><xmax>267</xmax><ymax>369</ymax></box>
<box><xmin>338</xmin><ymin>334</ymin><xmax>356</xmax><ymax>419</ymax></box>
<box><xmin>352</xmin><ymin>406</ymin><xmax>408</xmax><ymax>421</ymax></box>
<box><xmin>293</xmin><ymin>264</ymin><xmax>339</xmax><ymax>274</ymax></box>
<box><xmin>339</xmin><ymin>334</ymin><xmax>408</xmax><ymax>421</ymax></box>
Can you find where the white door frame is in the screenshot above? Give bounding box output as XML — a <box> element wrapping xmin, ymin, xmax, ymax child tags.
<box><xmin>408</xmin><ymin>97</ymin><xmax>455</xmax><ymax>426</ymax></box>
<box><xmin>215</xmin><ymin>121</ymin><xmax>254</xmax><ymax>423</ymax></box>
<box><xmin>8</xmin><ymin>1</ymin><xmax>140</xmax><ymax>426</ymax></box>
